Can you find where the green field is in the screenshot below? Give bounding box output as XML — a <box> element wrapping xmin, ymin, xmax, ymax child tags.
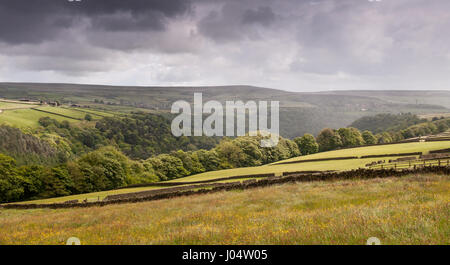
<box><xmin>1</xmin><ymin>174</ymin><xmax>448</xmax><ymax>244</ymax></box>
<box><xmin>0</xmin><ymin>108</ymin><xmax>80</xmax><ymax>128</ymax></box>
<box><xmin>274</xmin><ymin>141</ymin><xmax>446</xmax><ymax>164</ymax></box>
<box><xmin>0</xmin><ymin>101</ymin><xmax>38</xmax><ymax>110</ymax></box>
<box><xmin>72</xmin><ymin>107</ymin><xmax>115</xmax><ymax>117</ymax></box>
<box><xmin>173</xmin><ymin>141</ymin><xmax>450</xmax><ymax>183</ymax></box>
<box><xmin>35</xmin><ymin>106</ymin><xmax>107</xmax><ymax>120</ymax></box>
<box><xmin>13</xmin><ymin>141</ymin><xmax>450</xmax><ymax>205</ymax></box>
<box><xmin>0</xmin><ymin>105</ymin><xmax>116</xmax><ymax>128</ymax></box>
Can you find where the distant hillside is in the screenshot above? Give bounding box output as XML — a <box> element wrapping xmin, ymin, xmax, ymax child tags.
<box><xmin>0</xmin><ymin>83</ymin><xmax>449</xmax><ymax>138</ymax></box>
<box><xmin>350</xmin><ymin>113</ymin><xmax>426</xmax><ymax>134</ymax></box>
<box><xmin>323</xmin><ymin>90</ymin><xmax>450</xmax><ymax>109</ymax></box>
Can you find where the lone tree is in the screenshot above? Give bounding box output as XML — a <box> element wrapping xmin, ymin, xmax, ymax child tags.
<box><xmin>84</xmin><ymin>114</ymin><xmax>93</xmax><ymax>121</ymax></box>
<box><xmin>294</xmin><ymin>134</ymin><xmax>319</xmax><ymax>155</ymax></box>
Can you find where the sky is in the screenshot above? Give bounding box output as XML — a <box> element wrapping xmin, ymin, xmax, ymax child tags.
<box><xmin>0</xmin><ymin>0</ymin><xmax>449</xmax><ymax>92</ymax></box>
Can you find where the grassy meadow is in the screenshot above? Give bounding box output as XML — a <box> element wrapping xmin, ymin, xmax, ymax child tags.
<box><xmin>174</xmin><ymin>141</ymin><xmax>450</xmax><ymax>182</ymax></box>
<box><xmin>0</xmin><ymin>174</ymin><xmax>448</xmax><ymax>245</ymax></box>
<box><xmin>0</xmin><ymin>109</ymin><xmax>80</xmax><ymax>128</ymax></box>
<box><xmin>0</xmin><ymin>101</ymin><xmax>38</xmax><ymax>110</ymax></box>
<box><xmin>274</xmin><ymin>141</ymin><xmax>448</xmax><ymax>164</ymax></box>
<box><xmin>35</xmin><ymin>106</ymin><xmax>93</xmax><ymax>120</ymax></box>
<box><xmin>0</xmin><ymin>105</ymin><xmax>114</xmax><ymax>128</ymax></box>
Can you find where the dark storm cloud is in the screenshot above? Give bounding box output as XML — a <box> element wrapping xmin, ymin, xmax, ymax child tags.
<box><xmin>0</xmin><ymin>0</ymin><xmax>449</xmax><ymax>91</ymax></box>
<box><xmin>0</xmin><ymin>0</ymin><xmax>192</xmax><ymax>44</ymax></box>
<box><xmin>242</xmin><ymin>6</ymin><xmax>275</xmax><ymax>26</ymax></box>
<box><xmin>198</xmin><ymin>1</ymin><xmax>277</xmax><ymax>42</ymax></box>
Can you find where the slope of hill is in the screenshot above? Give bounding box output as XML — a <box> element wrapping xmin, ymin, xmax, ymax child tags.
<box><xmin>1</xmin><ymin>83</ymin><xmax>448</xmax><ymax>138</ymax></box>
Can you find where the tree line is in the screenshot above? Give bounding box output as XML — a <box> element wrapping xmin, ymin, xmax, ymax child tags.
<box><xmin>296</xmin><ymin>115</ymin><xmax>450</xmax><ymax>153</ymax></box>
<box><xmin>0</xmin><ymin>133</ymin><xmax>301</xmax><ymax>203</ymax></box>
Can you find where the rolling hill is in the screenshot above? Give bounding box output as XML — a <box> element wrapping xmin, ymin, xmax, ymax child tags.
<box><xmin>1</xmin><ymin>83</ymin><xmax>449</xmax><ymax>138</ymax></box>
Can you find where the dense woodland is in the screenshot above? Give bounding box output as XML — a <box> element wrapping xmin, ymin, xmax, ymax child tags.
<box><xmin>350</xmin><ymin>113</ymin><xmax>426</xmax><ymax>134</ymax></box>
<box><xmin>1</xmin><ymin>112</ymin><xmax>450</xmax><ymax>203</ymax></box>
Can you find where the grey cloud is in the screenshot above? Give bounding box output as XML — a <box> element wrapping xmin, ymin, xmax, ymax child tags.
<box><xmin>0</xmin><ymin>0</ymin><xmax>449</xmax><ymax>91</ymax></box>
<box><xmin>0</xmin><ymin>0</ymin><xmax>192</xmax><ymax>44</ymax></box>
<box><xmin>291</xmin><ymin>0</ymin><xmax>450</xmax><ymax>76</ymax></box>
<box><xmin>242</xmin><ymin>6</ymin><xmax>275</xmax><ymax>26</ymax></box>
<box><xmin>198</xmin><ymin>2</ymin><xmax>278</xmax><ymax>42</ymax></box>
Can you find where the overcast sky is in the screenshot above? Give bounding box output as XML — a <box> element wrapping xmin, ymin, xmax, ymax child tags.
<box><xmin>0</xmin><ymin>0</ymin><xmax>448</xmax><ymax>92</ymax></box>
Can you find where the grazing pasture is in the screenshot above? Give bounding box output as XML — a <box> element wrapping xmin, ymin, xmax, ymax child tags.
<box><xmin>0</xmin><ymin>108</ymin><xmax>79</xmax><ymax>128</ymax></box>
<box><xmin>0</xmin><ymin>105</ymin><xmax>115</xmax><ymax>128</ymax></box>
<box><xmin>274</xmin><ymin>141</ymin><xmax>448</xmax><ymax>164</ymax></box>
<box><xmin>177</xmin><ymin>141</ymin><xmax>450</xmax><ymax>183</ymax></box>
<box><xmin>71</xmin><ymin>107</ymin><xmax>115</xmax><ymax>117</ymax></box>
<box><xmin>0</xmin><ymin>101</ymin><xmax>38</xmax><ymax>110</ymax></box>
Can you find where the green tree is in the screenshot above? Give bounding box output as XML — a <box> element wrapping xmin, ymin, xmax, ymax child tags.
<box><xmin>84</xmin><ymin>114</ymin><xmax>93</xmax><ymax>121</ymax></box>
<box><xmin>377</xmin><ymin>132</ymin><xmax>393</xmax><ymax>144</ymax></box>
<box><xmin>401</xmin><ymin>128</ymin><xmax>415</xmax><ymax>139</ymax></box>
<box><xmin>337</xmin><ymin>127</ymin><xmax>364</xmax><ymax>147</ymax></box>
<box><xmin>232</xmin><ymin>137</ymin><xmax>264</xmax><ymax>166</ymax></box>
<box><xmin>216</xmin><ymin>140</ymin><xmax>246</xmax><ymax>168</ymax></box>
<box><xmin>362</xmin><ymin>130</ymin><xmax>377</xmax><ymax>145</ymax></box>
<box><xmin>436</xmin><ymin>121</ymin><xmax>449</xmax><ymax>133</ymax></box>
<box><xmin>73</xmin><ymin>147</ymin><xmax>132</xmax><ymax>192</ymax></box>
<box><xmin>38</xmin><ymin>166</ymin><xmax>74</xmax><ymax>198</ymax></box>
<box><xmin>18</xmin><ymin>165</ymin><xmax>45</xmax><ymax>200</ymax></box>
<box><xmin>147</xmin><ymin>154</ymin><xmax>189</xmax><ymax>181</ymax></box>
<box><xmin>171</xmin><ymin>150</ymin><xmax>205</xmax><ymax>175</ymax></box>
<box><xmin>0</xmin><ymin>154</ymin><xmax>25</xmax><ymax>202</ymax></box>
<box><xmin>316</xmin><ymin>128</ymin><xmax>342</xmax><ymax>151</ymax></box>
<box><xmin>294</xmin><ymin>134</ymin><xmax>319</xmax><ymax>155</ymax></box>
<box><xmin>195</xmin><ymin>150</ymin><xmax>221</xmax><ymax>171</ymax></box>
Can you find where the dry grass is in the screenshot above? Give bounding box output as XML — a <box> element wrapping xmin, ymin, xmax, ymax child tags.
<box><xmin>0</xmin><ymin>174</ymin><xmax>448</xmax><ymax>245</ymax></box>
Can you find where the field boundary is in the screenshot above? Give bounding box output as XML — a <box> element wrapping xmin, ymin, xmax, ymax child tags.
<box><xmin>430</xmin><ymin>148</ymin><xmax>450</xmax><ymax>154</ymax></box>
<box><xmin>275</xmin><ymin>156</ymin><xmax>358</xmax><ymax>165</ymax></box>
<box><xmin>30</xmin><ymin>108</ymin><xmax>82</xmax><ymax>121</ymax></box>
<box><xmin>117</xmin><ymin>173</ymin><xmax>277</xmax><ymax>189</ymax></box>
<box><xmin>276</xmin><ymin>151</ymin><xmax>432</xmax><ymax>165</ymax></box>
<box><xmin>3</xmin><ymin>166</ymin><xmax>449</xmax><ymax>210</ymax></box>
<box><xmin>360</xmin><ymin>152</ymin><xmax>422</xmax><ymax>158</ymax></box>
<box><xmin>66</xmin><ymin>107</ymin><xmax>108</xmax><ymax>118</ymax></box>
